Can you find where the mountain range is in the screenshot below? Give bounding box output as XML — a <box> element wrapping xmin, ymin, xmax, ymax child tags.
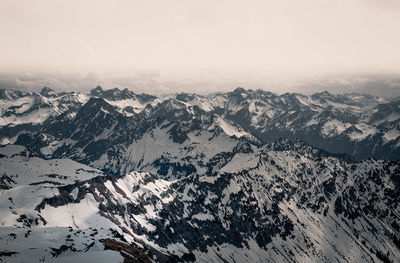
<box><xmin>1</xmin><ymin>86</ymin><xmax>400</xmax><ymax>175</ymax></box>
<box><xmin>0</xmin><ymin>86</ymin><xmax>399</xmax><ymax>262</ymax></box>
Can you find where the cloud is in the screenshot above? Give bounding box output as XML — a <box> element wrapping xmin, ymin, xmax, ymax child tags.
<box><xmin>1</xmin><ymin>72</ymin><xmax>400</xmax><ymax>98</ymax></box>
<box><xmin>0</xmin><ymin>0</ymin><xmax>399</xmax><ymax>97</ymax></box>
<box><xmin>362</xmin><ymin>0</ymin><xmax>400</xmax><ymax>9</ymax></box>
<box><xmin>0</xmin><ymin>0</ymin><xmax>399</xmax><ymax>77</ymax></box>
<box><xmin>0</xmin><ymin>73</ymin><xmax>98</xmax><ymax>92</ymax></box>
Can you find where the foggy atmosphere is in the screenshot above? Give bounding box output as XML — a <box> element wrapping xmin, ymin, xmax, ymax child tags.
<box><xmin>0</xmin><ymin>1</ymin><xmax>399</xmax><ymax>262</ymax></box>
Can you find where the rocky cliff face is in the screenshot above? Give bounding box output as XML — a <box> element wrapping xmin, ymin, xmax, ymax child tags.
<box><xmin>1</xmin><ymin>86</ymin><xmax>399</xmax><ymax>262</ymax></box>
<box><xmin>0</xmin><ymin>142</ymin><xmax>399</xmax><ymax>262</ymax></box>
<box><xmin>0</xmin><ymin>87</ymin><xmax>398</xmax><ymax>179</ymax></box>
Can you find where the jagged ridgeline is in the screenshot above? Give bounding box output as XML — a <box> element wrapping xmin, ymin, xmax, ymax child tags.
<box><xmin>1</xmin><ymin>86</ymin><xmax>399</xmax><ymax>178</ymax></box>
<box><xmin>0</xmin><ymin>86</ymin><xmax>399</xmax><ymax>262</ymax></box>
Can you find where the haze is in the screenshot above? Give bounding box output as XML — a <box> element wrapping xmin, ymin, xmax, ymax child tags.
<box><xmin>1</xmin><ymin>0</ymin><xmax>400</xmax><ymax>95</ymax></box>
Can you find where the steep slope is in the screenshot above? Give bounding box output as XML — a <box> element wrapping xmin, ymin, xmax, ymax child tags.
<box><xmin>0</xmin><ymin>87</ymin><xmax>88</xmax><ymax>146</ymax></box>
<box><xmin>16</xmin><ymin>95</ymin><xmax>257</xmax><ymax>179</ymax></box>
<box><xmin>220</xmin><ymin>88</ymin><xmax>400</xmax><ymax>160</ymax></box>
<box><xmin>90</xmin><ymin>85</ymin><xmax>159</xmax><ymax>116</ymax></box>
<box><xmin>0</xmin><ymin>145</ymin><xmax>174</xmax><ymax>262</ymax></box>
<box><xmin>0</xmin><ymin>145</ymin><xmax>123</xmax><ymax>262</ymax></box>
<box><xmin>2</xmin><ymin>140</ymin><xmax>398</xmax><ymax>262</ymax></box>
<box><xmin>79</xmin><ymin>138</ymin><xmax>398</xmax><ymax>262</ymax></box>
<box><xmin>3</xmin><ymin>87</ymin><xmax>399</xmax><ymax>165</ymax></box>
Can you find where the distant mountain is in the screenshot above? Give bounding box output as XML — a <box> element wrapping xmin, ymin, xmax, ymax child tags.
<box><xmin>0</xmin><ymin>88</ymin><xmax>88</xmax><ymax>146</ymax></box>
<box><xmin>90</xmin><ymin>85</ymin><xmax>158</xmax><ymax>115</ymax></box>
<box><xmin>1</xmin><ymin>85</ymin><xmax>399</xmax><ymax>262</ymax></box>
<box><xmin>39</xmin><ymin>86</ymin><xmax>58</xmax><ymax>98</ymax></box>
<box><xmin>0</xmin><ymin>141</ymin><xmax>398</xmax><ymax>262</ymax></box>
<box><xmin>0</xmin><ymin>87</ymin><xmax>398</xmax><ymax>179</ymax></box>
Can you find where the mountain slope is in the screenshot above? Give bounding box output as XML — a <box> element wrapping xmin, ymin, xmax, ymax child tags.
<box><xmin>15</xmin><ymin>95</ymin><xmax>256</xmax><ymax>179</ymax></box>
<box><xmin>1</xmin><ymin>141</ymin><xmax>398</xmax><ymax>262</ymax></box>
<box><xmin>2</xmin><ymin>87</ymin><xmax>398</xmax><ymax>171</ymax></box>
<box><xmin>0</xmin><ymin>144</ymin><xmax>177</xmax><ymax>262</ymax></box>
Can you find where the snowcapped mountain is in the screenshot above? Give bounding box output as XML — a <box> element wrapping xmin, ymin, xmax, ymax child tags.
<box><xmin>2</xmin><ymin>86</ymin><xmax>398</xmax><ymax>178</ymax></box>
<box><xmin>0</xmin><ymin>141</ymin><xmax>399</xmax><ymax>262</ymax></box>
<box><xmin>1</xmin><ymin>86</ymin><xmax>400</xmax><ymax>262</ymax></box>
<box><xmin>201</xmin><ymin>88</ymin><xmax>400</xmax><ymax>160</ymax></box>
<box><xmin>12</xmin><ymin>91</ymin><xmax>257</xmax><ymax>178</ymax></box>
<box><xmin>0</xmin><ymin>87</ymin><xmax>88</xmax><ymax>146</ymax></box>
<box><xmin>89</xmin><ymin>85</ymin><xmax>160</xmax><ymax>116</ymax></box>
<box><xmin>0</xmin><ymin>144</ymin><xmax>123</xmax><ymax>262</ymax></box>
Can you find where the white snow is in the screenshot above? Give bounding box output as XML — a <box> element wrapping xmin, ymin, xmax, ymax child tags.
<box><xmin>192</xmin><ymin>212</ymin><xmax>214</xmax><ymax>221</ymax></box>
<box><xmin>348</xmin><ymin>123</ymin><xmax>377</xmax><ymax>141</ymax></box>
<box><xmin>220</xmin><ymin>154</ymin><xmax>259</xmax><ymax>173</ymax></box>
<box><xmin>0</xmin><ymin>108</ymin><xmax>54</xmax><ymax>126</ymax></box>
<box><xmin>209</xmin><ymin>116</ymin><xmax>249</xmax><ymax>138</ymax></box>
<box><xmin>383</xmin><ymin>129</ymin><xmax>400</xmax><ymax>143</ymax></box>
<box><xmin>306</xmin><ymin>117</ymin><xmax>319</xmax><ymax>126</ymax></box>
<box><xmin>42</xmin><ymin>194</ymin><xmax>113</xmax><ymax>228</ymax></box>
<box><xmin>321</xmin><ymin>120</ymin><xmax>352</xmax><ymax>137</ymax></box>
<box><xmin>105</xmin><ymin>98</ymin><xmax>147</xmax><ymax>114</ymax></box>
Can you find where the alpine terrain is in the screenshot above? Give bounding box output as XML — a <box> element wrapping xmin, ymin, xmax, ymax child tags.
<box><xmin>0</xmin><ymin>86</ymin><xmax>399</xmax><ymax>262</ymax></box>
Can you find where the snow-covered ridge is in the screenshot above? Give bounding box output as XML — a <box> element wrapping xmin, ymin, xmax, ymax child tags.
<box><xmin>1</xmin><ymin>87</ymin><xmax>400</xmax><ymax>167</ymax></box>
<box><xmin>0</xmin><ymin>88</ymin><xmax>89</xmax><ymax>127</ymax></box>
<box><xmin>1</xmin><ymin>86</ymin><xmax>399</xmax><ymax>262</ymax></box>
<box><xmin>1</xmin><ymin>141</ymin><xmax>399</xmax><ymax>262</ymax></box>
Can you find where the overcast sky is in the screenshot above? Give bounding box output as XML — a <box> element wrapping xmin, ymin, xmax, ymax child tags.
<box><xmin>0</xmin><ymin>0</ymin><xmax>400</xmax><ymax>94</ymax></box>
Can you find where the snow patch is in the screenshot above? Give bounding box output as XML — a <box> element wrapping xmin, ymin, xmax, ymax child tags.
<box><xmin>383</xmin><ymin>129</ymin><xmax>400</xmax><ymax>143</ymax></box>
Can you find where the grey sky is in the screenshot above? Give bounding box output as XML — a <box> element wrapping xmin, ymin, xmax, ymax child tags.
<box><xmin>0</xmin><ymin>0</ymin><xmax>400</xmax><ymax>94</ymax></box>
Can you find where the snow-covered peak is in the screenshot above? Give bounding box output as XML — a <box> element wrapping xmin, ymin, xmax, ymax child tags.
<box><xmin>39</xmin><ymin>87</ymin><xmax>57</xmax><ymax>98</ymax></box>
<box><xmin>1</xmin><ymin>87</ymin><xmax>400</xmax><ymax>164</ymax></box>
<box><xmin>0</xmin><ymin>144</ymin><xmax>30</xmax><ymax>157</ymax></box>
<box><xmin>0</xmin><ymin>133</ymin><xmax>399</xmax><ymax>262</ymax></box>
